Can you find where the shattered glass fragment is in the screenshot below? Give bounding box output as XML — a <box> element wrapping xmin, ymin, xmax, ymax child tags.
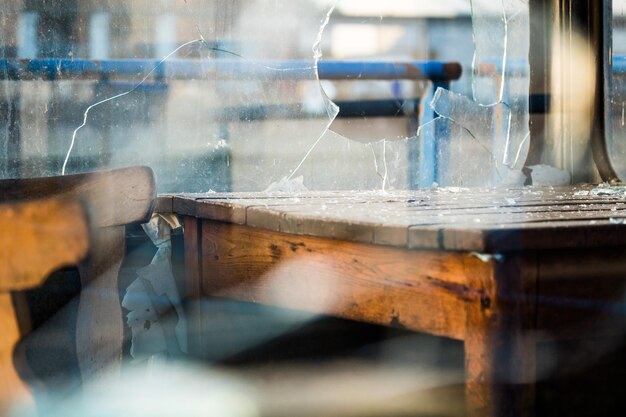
<box><xmin>122</xmin><ymin>214</ymin><xmax>186</xmax><ymax>361</ymax></box>
<box><xmin>428</xmin><ymin>87</ymin><xmax>529</xmax><ymax>186</ymax></box>
<box><xmin>265</xmin><ymin>175</ymin><xmax>309</xmax><ymax>193</ymax></box>
<box><xmin>423</xmin><ymin>0</ymin><xmax>531</xmax><ymax>187</ymax></box>
<box><xmin>592</xmin><ymin>185</ymin><xmax>626</xmax><ymax>197</ymax></box>
<box><xmin>436</xmin><ymin>0</ymin><xmax>531</xmax><ymax>185</ymax></box>
<box><xmin>527</xmin><ymin>164</ymin><xmax>572</xmax><ymax>186</ymax></box>
<box><xmin>471</xmin><ymin>252</ymin><xmax>505</xmax><ymax>263</ymax></box>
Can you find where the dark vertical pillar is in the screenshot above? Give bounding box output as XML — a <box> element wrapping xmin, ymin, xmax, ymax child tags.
<box><xmin>526</xmin><ymin>0</ymin><xmax>618</xmax><ymax>182</ymax></box>
<box><xmin>589</xmin><ymin>0</ymin><xmax>619</xmax><ymax>182</ymax></box>
<box><xmin>526</xmin><ymin>0</ymin><xmax>554</xmax><ymax>167</ymax></box>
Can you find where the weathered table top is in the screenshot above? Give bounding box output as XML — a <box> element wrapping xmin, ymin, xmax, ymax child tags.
<box><xmin>157</xmin><ymin>185</ymin><xmax>626</xmax><ymax>253</ymax></box>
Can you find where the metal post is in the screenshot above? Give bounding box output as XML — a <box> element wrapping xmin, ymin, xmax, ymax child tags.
<box><xmin>526</xmin><ymin>0</ymin><xmax>618</xmax><ymax>183</ymax></box>
<box><xmin>412</xmin><ymin>81</ymin><xmax>446</xmax><ymax>189</ymax></box>
<box><xmin>590</xmin><ymin>0</ymin><xmax>619</xmax><ymax>182</ymax></box>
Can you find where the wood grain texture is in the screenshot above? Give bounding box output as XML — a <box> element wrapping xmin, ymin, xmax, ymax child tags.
<box><xmin>0</xmin><ymin>166</ymin><xmax>156</xmax><ymax>228</ymax></box>
<box><xmin>0</xmin><ymin>198</ymin><xmax>89</xmax><ymax>291</ymax></box>
<box><xmin>172</xmin><ymin>186</ymin><xmax>626</xmax><ymax>252</ymax></box>
<box><xmin>183</xmin><ymin>216</ymin><xmax>203</xmax><ymax>300</ymax></box>
<box><xmin>198</xmin><ymin>220</ymin><xmax>488</xmax><ymax>340</ymax></box>
<box><xmin>464</xmin><ymin>253</ymin><xmax>537</xmax><ymax>417</ymax></box>
<box><xmin>183</xmin><ymin>216</ymin><xmax>203</xmax><ymax>358</ymax></box>
<box><xmin>154</xmin><ymin>195</ymin><xmax>174</xmax><ymax>214</ymax></box>
<box><xmin>171</xmin><ymin>187</ymin><xmax>626</xmax><ymax>417</ymax></box>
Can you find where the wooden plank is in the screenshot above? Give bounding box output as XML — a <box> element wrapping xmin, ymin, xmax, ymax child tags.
<box><xmin>172</xmin><ymin>194</ymin><xmax>201</xmax><ymax>217</ymax></box>
<box><xmin>244</xmin><ymin>201</ymin><xmax>612</xmax><ymax>231</ymax></box>
<box><xmin>198</xmin><ymin>220</ymin><xmax>483</xmax><ymax>341</ymax></box>
<box><xmin>196</xmin><ymin>201</ymin><xmax>247</xmax><ymax>225</ymax></box>
<box><xmin>177</xmin><ymin>188</ymin><xmax>626</xmax><ymax>253</ymax></box>
<box><xmin>241</xmin><ymin>204</ymin><xmax>626</xmax><ymax>252</ymax></box>
<box><xmin>209</xmin><ymin>186</ymin><xmax>626</xmax><ymax>205</ymax></box>
<box><xmin>189</xmin><ymin>192</ymin><xmax>624</xmax><ymax>217</ymax></box>
<box><xmin>154</xmin><ymin>195</ymin><xmax>174</xmax><ymax>214</ymax></box>
<box><xmin>247</xmin><ymin>200</ymin><xmax>626</xmax><ymax>227</ymax></box>
<box><xmin>373</xmin><ymin>223</ymin><xmax>409</xmax><ymax>247</ymax></box>
<box><xmin>0</xmin><ymin>166</ymin><xmax>156</xmax><ymax>227</ymax></box>
<box><xmin>246</xmin><ymin>206</ymin><xmax>376</xmax><ymax>244</ymax></box>
<box><xmin>446</xmin><ymin>222</ymin><xmax>626</xmax><ymax>253</ymax></box>
<box><xmin>186</xmin><ymin>186</ymin><xmax>626</xmax><ymax>210</ymax></box>
<box><xmin>0</xmin><ymin>198</ymin><xmax>89</xmax><ymax>291</ymax></box>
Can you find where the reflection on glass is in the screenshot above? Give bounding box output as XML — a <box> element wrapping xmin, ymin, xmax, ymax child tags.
<box><xmin>0</xmin><ymin>0</ymin><xmax>518</xmax><ymax>192</ymax></box>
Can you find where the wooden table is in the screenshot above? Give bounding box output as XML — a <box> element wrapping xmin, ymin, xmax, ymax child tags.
<box><xmin>158</xmin><ymin>186</ymin><xmax>626</xmax><ymax>417</ymax></box>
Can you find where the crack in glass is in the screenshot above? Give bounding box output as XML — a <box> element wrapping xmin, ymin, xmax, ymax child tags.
<box><xmin>421</xmin><ymin>0</ymin><xmax>530</xmax><ymax>186</ymax></box>
<box><xmin>1</xmin><ymin>0</ymin><xmax>532</xmax><ymax>191</ymax></box>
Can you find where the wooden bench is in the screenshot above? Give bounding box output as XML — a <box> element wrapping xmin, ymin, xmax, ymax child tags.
<box><xmin>0</xmin><ymin>197</ymin><xmax>89</xmax><ymax>414</ymax></box>
<box><xmin>0</xmin><ymin>166</ymin><xmax>156</xmax><ymax>381</ymax></box>
<box><xmin>159</xmin><ymin>186</ymin><xmax>626</xmax><ymax>417</ymax></box>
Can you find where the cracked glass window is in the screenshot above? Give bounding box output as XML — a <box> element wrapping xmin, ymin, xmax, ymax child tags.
<box><xmin>0</xmin><ymin>1</ymin><xmax>531</xmax><ymax>192</ymax></box>
<box><xmin>426</xmin><ymin>0</ymin><xmax>530</xmax><ymax>187</ymax></box>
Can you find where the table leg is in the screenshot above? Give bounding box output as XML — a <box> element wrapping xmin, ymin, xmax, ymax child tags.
<box><xmin>183</xmin><ymin>216</ymin><xmax>203</xmax><ymax>358</ymax></box>
<box><xmin>465</xmin><ymin>314</ymin><xmax>536</xmax><ymax>416</ymax></box>
<box><xmin>464</xmin><ymin>255</ymin><xmax>537</xmax><ymax>417</ymax></box>
<box><xmin>76</xmin><ymin>226</ymin><xmax>125</xmax><ymax>380</ymax></box>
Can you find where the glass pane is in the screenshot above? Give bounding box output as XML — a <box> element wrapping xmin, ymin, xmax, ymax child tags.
<box><xmin>3</xmin><ymin>3</ymin><xmax>626</xmax><ymax>417</ymax></box>
<box><xmin>0</xmin><ymin>1</ymin><xmax>535</xmax><ymax>192</ymax></box>
<box><xmin>424</xmin><ymin>0</ymin><xmax>529</xmax><ymax>186</ymax></box>
<box><xmin>0</xmin><ymin>1</ymin><xmax>343</xmax><ymax>192</ymax></box>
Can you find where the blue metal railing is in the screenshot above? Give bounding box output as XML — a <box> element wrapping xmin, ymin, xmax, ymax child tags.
<box><xmin>477</xmin><ymin>55</ymin><xmax>626</xmax><ymax>76</ymax></box>
<box><xmin>0</xmin><ymin>58</ymin><xmax>462</xmax><ymax>82</ymax></box>
<box><xmin>0</xmin><ymin>57</ymin><xmax>462</xmax><ymax>189</ymax></box>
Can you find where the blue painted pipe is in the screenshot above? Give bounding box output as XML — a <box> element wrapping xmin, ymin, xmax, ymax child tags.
<box><xmin>317</xmin><ymin>61</ymin><xmax>461</xmax><ymax>81</ymax></box>
<box><xmin>0</xmin><ymin>58</ymin><xmax>462</xmax><ymax>81</ymax></box>
<box><xmin>612</xmin><ymin>55</ymin><xmax>626</xmax><ymax>74</ymax></box>
<box><xmin>478</xmin><ymin>55</ymin><xmax>626</xmax><ymax>76</ymax></box>
<box><xmin>215</xmin><ymin>98</ymin><xmax>421</xmax><ymax>122</ymax></box>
